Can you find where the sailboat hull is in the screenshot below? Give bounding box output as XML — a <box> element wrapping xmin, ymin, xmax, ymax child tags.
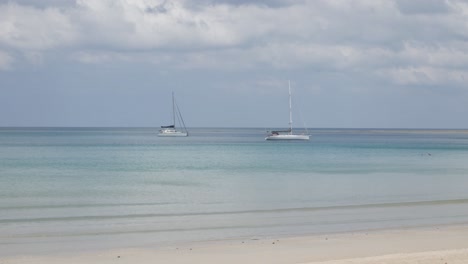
<box><xmin>158</xmin><ymin>130</ymin><xmax>188</xmax><ymax>137</ymax></box>
<box><xmin>265</xmin><ymin>134</ymin><xmax>309</xmax><ymax>140</ymax></box>
<box><xmin>158</xmin><ymin>133</ymin><xmax>188</xmax><ymax>137</ymax></box>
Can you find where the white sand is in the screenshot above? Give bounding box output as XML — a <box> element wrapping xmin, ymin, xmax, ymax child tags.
<box><xmin>3</xmin><ymin>224</ymin><xmax>468</xmax><ymax>264</ymax></box>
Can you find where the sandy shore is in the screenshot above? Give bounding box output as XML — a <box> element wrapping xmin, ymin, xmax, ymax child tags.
<box><xmin>3</xmin><ymin>224</ymin><xmax>468</xmax><ymax>264</ymax></box>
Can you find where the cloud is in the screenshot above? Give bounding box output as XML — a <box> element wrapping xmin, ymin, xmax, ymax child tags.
<box><xmin>8</xmin><ymin>0</ymin><xmax>76</xmax><ymax>8</ymax></box>
<box><xmin>0</xmin><ymin>0</ymin><xmax>468</xmax><ymax>87</ymax></box>
<box><xmin>70</xmin><ymin>0</ymin><xmax>247</xmax><ymax>50</ymax></box>
<box><xmin>382</xmin><ymin>66</ymin><xmax>468</xmax><ymax>87</ymax></box>
<box><xmin>395</xmin><ymin>0</ymin><xmax>450</xmax><ymax>15</ymax></box>
<box><xmin>0</xmin><ymin>3</ymin><xmax>77</xmax><ymax>50</ymax></box>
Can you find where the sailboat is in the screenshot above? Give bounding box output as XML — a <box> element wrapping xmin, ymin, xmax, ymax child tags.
<box><xmin>265</xmin><ymin>81</ymin><xmax>310</xmax><ymax>140</ymax></box>
<box><xmin>158</xmin><ymin>92</ymin><xmax>189</xmax><ymax>137</ymax></box>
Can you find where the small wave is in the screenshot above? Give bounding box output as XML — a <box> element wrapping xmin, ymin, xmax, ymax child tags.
<box><xmin>2</xmin><ymin>198</ymin><xmax>468</xmax><ymax>224</ymax></box>
<box><xmin>0</xmin><ymin>201</ymin><xmax>181</xmax><ymax>210</ymax></box>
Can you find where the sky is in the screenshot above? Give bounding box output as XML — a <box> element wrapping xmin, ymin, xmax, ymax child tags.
<box><xmin>1</xmin><ymin>0</ymin><xmax>468</xmax><ymax>128</ymax></box>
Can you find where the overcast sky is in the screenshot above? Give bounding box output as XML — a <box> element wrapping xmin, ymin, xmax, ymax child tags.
<box><xmin>1</xmin><ymin>0</ymin><xmax>468</xmax><ymax>128</ymax></box>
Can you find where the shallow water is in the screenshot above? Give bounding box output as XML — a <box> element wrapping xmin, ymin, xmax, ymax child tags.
<box><xmin>1</xmin><ymin>127</ymin><xmax>468</xmax><ymax>255</ymax></box>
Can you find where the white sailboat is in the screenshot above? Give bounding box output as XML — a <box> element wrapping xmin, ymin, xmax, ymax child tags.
<box><xmin>158</xmin><ymin>92</ymin><xmax>189</xmax><ymax>137</ymax></box>
<box><xmin>265</xmin><ymin>81</ymin><xmax>310</xmax><ymax>140</ymax></box>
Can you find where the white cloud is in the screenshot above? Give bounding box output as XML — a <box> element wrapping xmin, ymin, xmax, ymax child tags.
<box><xmin>0</xmin><ymin>3</ymin><xmax>77</xmax><ymax>50</ymax></box>
<box><xmin>381</xmin><ymin>66</ymin><xmax>468</xmax><ymax>87</ymax></box>
<box><xmin>395</xmin><ymin>0</ymin><xmax>450</xmax><ymax>15</ymax></box>
<box><xmin>0</xmin><ymin>0</ymin><xmax>468</xmax><ymax>88</ymax></box>
<box><xmin>71</xmin><ymin>0</ymin><xmax>245</xmax><ymax>50</ymax></box>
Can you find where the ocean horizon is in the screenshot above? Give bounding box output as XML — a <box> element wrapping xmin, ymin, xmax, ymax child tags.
<box><xmin>1</xmin><ymin>127</ymin><xmax>468</xmax><ymax>256</ymax></box>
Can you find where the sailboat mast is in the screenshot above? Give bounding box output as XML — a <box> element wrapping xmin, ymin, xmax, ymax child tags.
<box><xmin>172</xmin><ymin>92</ymin><xmax>176</xmax><ymax>127</ymax></box>
<box><xmin>288</xmin><ymin>80</ymin><xmax>293</xmax><ymax>134</ymax></box>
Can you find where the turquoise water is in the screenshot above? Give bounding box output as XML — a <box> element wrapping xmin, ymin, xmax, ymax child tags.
<box><xmin>1</xmin><ymin>128</ymin><xmax>468</xmax><ymax>255</ymax></box>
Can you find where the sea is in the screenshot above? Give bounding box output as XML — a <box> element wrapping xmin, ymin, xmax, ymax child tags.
<box><xmin>1</xmin><ymin>127</ymin><xmax>468</xmax><ymax>256</ymax></box>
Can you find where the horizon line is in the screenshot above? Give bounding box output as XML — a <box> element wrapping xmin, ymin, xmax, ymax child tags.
<box><xmin>1</xmin><ymin>126</ymin><xmax>468</xmax><ymax>130</ymax></box>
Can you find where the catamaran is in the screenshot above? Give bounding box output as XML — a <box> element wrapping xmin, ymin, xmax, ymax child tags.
<box><xmin>158</xmin><ymin>92</ymin><xmax>189</xmax><ymax>137</ymax></box>
<box><xmin>265</xmin><ymin>81</ymin><xmax>310</xmax><ymax>140</ymax></box>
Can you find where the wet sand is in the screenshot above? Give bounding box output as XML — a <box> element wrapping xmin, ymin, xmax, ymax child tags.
<box><xmin>3</xmin><ymin>224</ymin><xmax>468</xmax><ymax>264</ymax></box>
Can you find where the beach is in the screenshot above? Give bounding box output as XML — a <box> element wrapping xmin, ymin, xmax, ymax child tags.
<box><xmin>2</xmin><ymin>128</ymin><xmax>468</xmax><ymax>263</ymax></box>
<box><xmin>3</xmin><ymin>224</ymin><xmax>468</xmax><ymax>263</ymax></box>
<box><xmin>4</xmin><ymin>0</ymin><xmax>468</xmax><ymax>262</ymax></box>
